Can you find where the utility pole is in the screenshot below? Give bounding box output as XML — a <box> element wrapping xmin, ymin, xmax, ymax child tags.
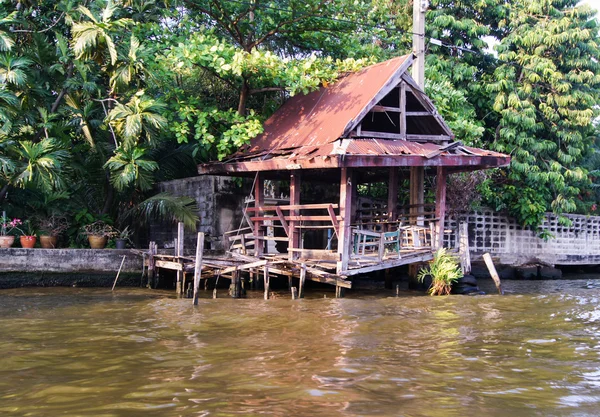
<box><xmin>410</xmin><ymin>0</ymin><xmax>428</xmax><ymax>227</ymax></box>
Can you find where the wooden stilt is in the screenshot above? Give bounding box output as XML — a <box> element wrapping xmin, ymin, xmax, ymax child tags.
<box><xmin>193</xmin><ymin>232</ymin><xmax>205</xmax><ymax>306</ymax></box>
<box><xmin>335</xmin><ymin>285</ymin><xmax>344</xmax><ymax>298</ymax></box>
<box><xmin>291</xmin><ymin>287</ymin><xmax>298</xmax><ymax>300</ymax></box>
<box><xmin>176</xmin><ymin>222</ymin><xmax>184</xmax><ymax>295</ymax></box>
<box><xmin>459</xmin><ymin>221</ymin><xmax>471</xmax><ymax>274</ymax></box>
<box><xmin>410</xmin><ymin>166</ymin><xmax>425</xmax><ymax>226</ymax></box>
<box><xmin>231</xmin><ymin>270</ymin><xmax>242</xmax><ymax>298</ymax></box>
<box><xmin>254</xmin><ymin>173</ymin><xmax>265</xmax><ymax>257</ymax></box>
<box><xmin>299</xmin><ymin>263</ymin><xmax>306</xmax><ymax>299</ymax></box>
<box><xmin>483</xmin><ymin>253</ymin><xmax>503</xmax><ymax>295</ymax></box>
<box><xmin>337</xmin><ymin>167</ymin><xmax>355</xmax><ymax>275</ymax></box>
<box><xmin>288</xmin><ymin>275</ymin><xmax>292</xmax><ymax>291</ymax></box>
<box><xmin>264</xmin><ymin>266</ymin><xmax>270</xmax><ymax>300</ymax></box>
<box><xmin>288</xmin><ymin>171</ymin><xmax>301</xmax><ymax>261</ymax></box>
<box><xmin>435</xmin><ymin>167</ymin><xmax>447</xmax><ymax>249</ymax></box>
<box><xmin>387</xmin><ymin>167</ymin><xmax>399</xmax><ymax>224</ymax></box>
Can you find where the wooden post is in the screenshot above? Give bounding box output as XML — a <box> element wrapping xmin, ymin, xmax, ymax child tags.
<box><xmin>263</xmin><ymin>266</ymin><xmax>270</xmax><ymax>300</ymax></box>
<box><xmin>254</xmin><ymin>172</ymin><xmax>265</xmax><ymax>257</ymax></box>
<box><xmin>395</xmin><ymin>284</ymin><xmax>400</xmax><ymax>296</ymax></box>
<box><xmin>291</xmin><ymin>287</ymin><xmax>298</xmax><ymax>300</ymax></box>
<box><xmin>299</xmin><ymin>263</ymin><xmax>306</xmax><ymax>299</ymax></box>
<box><xmin>193</xmin><ymin>232</ymin><xmax>205</xmax><ymax>306</ymax></box>
<box><xmin>231</xmin><ymin>270</ymin><xmax>242</xmax><ymax>298</ymax></box>
<box><xmin>111</xmin><ymin>255</ymin><xmax>127</xmax><ymax>291</ymax></box>
<box><xmin>335</xmin><ymin>285</ymin><xmax>344</xmax><ymax>298</ymax></box>
<box><xmin>459</xmin><ymin>221</ymin><xmax>471</xmax><ymax>275</ymax></box>
<box><xmin>148</xmin><ymin>242</ymin><xmax>156</xmax><ymax>289</ymax></box>
<box><xmin>176</xmin><ymin>222</ymin><xmax>185</xmax><ymax>295</ymax></box>
<box><xmin>410</xmin><ymin>166</ymin><xmax>425</xmax><ymax>226</ymax></box>
<box><xmin>387</xmin><ymin>167</ymin><xmax>399</xmax><ymax>224</ymax></box>
<box><xmin>483</xmin><ymin>253</ymin><xmax>503</xmax><ymax>295</ymax></box>
<box><xmin>435</xmin><ymin>167</ymin><xmax>447</xmax><ymax>249</ymax></box>
<box><xmin>337</xmin><ymin>167</ymin><xmax>355</xmax><ymax>275</ymax></box>
<box><xmin>288</xmin><ymin>171</ymin><xmax>301</xmax><ymax>261</ymax></box>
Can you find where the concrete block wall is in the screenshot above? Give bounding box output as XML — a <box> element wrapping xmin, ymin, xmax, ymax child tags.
<box><xmin>148</xmin><ymin>175</ymin><xmax>249</xmax><ymax>252</ymax></box>
<box><xmin>446</xmin><ymin>210</ymin><xmax>600</xmax><ymax>265</ymax></box>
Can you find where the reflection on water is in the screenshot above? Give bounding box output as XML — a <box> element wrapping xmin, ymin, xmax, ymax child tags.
<box><xmin>1</xmin><ymin>279</ymin><xmax>600</xmax><ymax>416</ymax></box>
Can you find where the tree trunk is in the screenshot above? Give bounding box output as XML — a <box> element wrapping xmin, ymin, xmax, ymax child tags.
<box><xmin>0</xmin><ymin>183</ymin><xmax>9</xmax><ymax>203</ymax></box>
<box><xmin>237</xmin><ymin>80</ymin><xmax>249</xmax><ymax>116</ymax></box>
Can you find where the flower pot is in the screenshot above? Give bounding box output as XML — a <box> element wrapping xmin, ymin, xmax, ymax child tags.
<box><xmin>40</xmin><ymin>235</ymin><xmax>58</xmax><ymax>249</ymax></box>
<box><xmin>115</xmin><ymin>238</ymin><xmax>127</xmax><ymax>250</ymax></box>
<box><xmin>20</xmin><ymin>235</ymin><xmax>37</xmax><ymax>248</ymax></box>
<box><xmin>88</xmin><ymin>235</ymin><xmax>108</xmax><ymax>249</ymax></box>
<box><xmin>0</xmin><ymin>235</ymin><xmax>15</xmax><ymax>248</ymax></box>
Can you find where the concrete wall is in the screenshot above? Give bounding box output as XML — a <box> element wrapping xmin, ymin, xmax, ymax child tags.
<box><xmin>0</xmin><ymin>248</ymin><xmax>143</xmax><ymax>273</ymax></box>
<box><xmin>446</xmin><ymin>209</ymin><xmax>600</xmax><ymax>266</ymax></box>
<box><xmin>148</xmin><ymin>175</ymin><xmax>249</xmax><ymax>252</ymax></box>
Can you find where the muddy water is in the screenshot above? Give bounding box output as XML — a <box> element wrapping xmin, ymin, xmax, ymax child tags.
<box><xmin>2</xmin><ymin>279</ymin><xmax>600</xmax><ymax>417</ymax></box>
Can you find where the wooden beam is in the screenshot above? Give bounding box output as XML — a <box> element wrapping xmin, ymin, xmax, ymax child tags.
<box><xmin>288</xmin><ymin>170</ymin><xmax>301</xmax><ymax>261</ymax></box>
<box><xmin>341</xmin><ymin>251</ymin><xmax>434</xmax><ymax>276</ymax></box>
<box><xmin>435</xmin><ymin>166</ymin><xmax>447</xmax><ymax>249</ymax></box>
<box><xmin>254</xmin><ymin>172</ymin><xmax>264</xmax><ymax>257</ymax></box>
<box><xmin>288</xmin><ymin>248</ymin><xmax>341</xmax><ymax>261</ymax></box>
<box><xmin>155</xmin><ymin>260</ymin><xmax>183</xmax><ymax>271</ymax></box>
<box><xmin>372</xmin><ymin>105</ymin><xmax>402</xmax><ymax>113</ymax></box>
<box><xmin>410</xmin><ymin>166</ymin><xmax>424</xmax><ymax>226</ymax></box>
<box><xmin>387</xmin><ymin>167</ymin><xmax>399</xmax><ymax>222</ymax></box>
<box><xmin>176</xmin><ymin>222</ymin><xmax>184</xmax><ymax>295</ymax></box>
<box><xmin>246</xmin><ymin>203</ymin><xmax>339</xmax><ymax>211</ymax></box>
<box><xmin>400</xmin><ymin>81</ymin><xmax>406</xmax><ymax>136</ymax></box>
<box><xmin>193</xmin><ymin>232</ymin><xmax>204</xmax><ymax>305</ymax></box>
<box><xmin>275</xmin><ymin>206</ymin><xmax>289</xmax><ymax>236</ymax></box>
<box><xmin>337</xmin><ymin>167</ymin><xmax>355</xmax><ymax>274</ymax></box>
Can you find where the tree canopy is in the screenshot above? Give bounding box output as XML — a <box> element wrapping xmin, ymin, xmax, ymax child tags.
<box><xmin>0</xmin><ymin>0</ymin><xmax>598</xmax><ymax>244</ymax></box>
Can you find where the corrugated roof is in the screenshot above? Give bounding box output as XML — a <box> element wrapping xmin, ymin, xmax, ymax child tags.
<box><xmin>247</xmin><ymin>55</ymin><xmax>413</xmax><ymax>154</ymax></box>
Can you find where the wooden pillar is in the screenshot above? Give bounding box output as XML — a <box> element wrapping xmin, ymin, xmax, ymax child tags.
<box><xmin>288</xmin><ymin>171</ymin><xmax>301</xmax><ymax>261</ymax></box>
<box><xmin>147</xmin><ymin>242</ymin><xmax>156</xmax><ymax>289</ymax></box>
<box><xmin>231</xmin><ymin>270</ymin><xmax>241</xmax><ymax>298</ymax></box>
<box><xmin>337</xmin><ymin>167</ymin><xmax>355</xmax><ymax>275</ymax></box>
<box><xmin>410</xmin><ymin>166</ymin><xmax>424</xmax><ymax>226</ymax></box>
<box><xmin>193</xmin><ymin>232</ymin><xmax>205</xmax><ymax>306</ymax></box>
<box><xmin>299</xmin><ymin>263</ymin><xmax>306</xmax><ymax>299</ymax></box>
<box><xmin>435</xmin><ymin>166</ymin><xmax>447</xmax><ymax>249</ymax></box>
<box><xmin>254</xmin><ymin>172</ymin><xmax>265</xmax><ymax>257</ymax></box>
<box><xmin>176</xmin><ymin>222</ymin><xmax>184</xmax><ymax>295</ymax></box>
<box><xmin>263</xmin><ymin>266</ymin><xmax>270</xmax><ymax>300</ymax></box>
<box><xmin>387</xmin><ymin>167</ymin><xmax>399</xmax><ymax>225</ymax></box>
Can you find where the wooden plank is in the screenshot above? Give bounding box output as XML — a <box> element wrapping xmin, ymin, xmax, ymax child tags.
<box><xmin>193</xmin><ymin>232</ymin><xmax>205</xmax><ymax>305</ymax></box>
<box><xmin>341</xmin><ymin>252</ymin><xmax>434</xmax><ymax>276</ymax></box>
<box><xmin>372</xmin><ymin>105</ymin><xmax>402</xmax><ymax>113</ymax></box>
<box><xmin>246</xmin><ymin>203</ymin><xmax>338</xmax><ymax>211</ymax></box>
<box><xmin>288</xmin><ymin>248</ymin><xmax>341</xmax><ymax>261</ymax></box>
<box><xmin>243</xmin><ymin>211</ymin><xmax>255</xmax><ymax>233</ymax></box>
<box><xmin>218</xmin><ymin>259</ymin><xmax>272</xmax><ymax>275</ymax></box>
<box><xmin>400</xmin><ymin>81</ymin><xmax>406</xmax><ymax>136</ymax></box>
<box><xmin>275</xmin><ymin>206</ymin><xmax>289</xmax><ymax>236</ymax></box>
<box><xmin>483</xmin><ymin>253</ymin><xmax>503</xmax><ymax>295</ymax></box>
<box><xmin>156</xmin><ymin>260</ymin><xmax>183</xmax><ymax>271</ymax></box>
<box><xmin>250</xmin><ymin>215</ymin><xmax>340</xmax><ymax>222</ymax></box>
<box><xmin>327</xmin><ymin>204</ymin><xmax>339</xmax><ymax>238</ymax></box>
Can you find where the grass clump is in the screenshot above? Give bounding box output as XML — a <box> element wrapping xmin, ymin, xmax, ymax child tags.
<box><xmin>417</xmin><ymin>248</ymin><xmax>463</xmax><ymax>296</ymax></box>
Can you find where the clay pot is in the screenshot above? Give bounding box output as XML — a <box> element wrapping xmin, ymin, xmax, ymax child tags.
<box><xmin>88</xmin><ymin>235</ymin><xmax>108</xmax><ymax>249</ymax></box>
<box><xmin>0</xmin><ymin>235</ymin><xmax>15</xmax><ymax>248</ymax></box>
<box><xmin>20</xmin><ymin>235</ymin><xmax>37</xmax><ymax>248</ymax></box>
<box><xmin>40</xmin><ymin>235</ymin><xmax>58</xmax><ymax>249</ymax></box>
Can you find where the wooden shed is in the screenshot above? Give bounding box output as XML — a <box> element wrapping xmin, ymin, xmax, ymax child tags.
<box><xmin>199</xmin><ymin>54</ymin><xmax>509</xmax><ymax>290</ymax></box>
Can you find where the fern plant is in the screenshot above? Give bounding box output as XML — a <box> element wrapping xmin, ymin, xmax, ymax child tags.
<box><xmin>418</xmin><ymin>248</ymin><xmax>463</xmax><ymax>296</ymax></box>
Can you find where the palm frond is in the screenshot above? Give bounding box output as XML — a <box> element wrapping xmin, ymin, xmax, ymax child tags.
<box><xmin>125</xmin><ymin>192</ymin><xmax>199</xmax><ymax>230</ymax></box>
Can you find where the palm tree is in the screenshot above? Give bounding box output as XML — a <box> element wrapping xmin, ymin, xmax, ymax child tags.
<box><xmin>104</xmin><ymin>145</ymin><xmax>158</xmax><ymax>191</ymax></box>
<box><xmin>70</xmin><ymin>1</ymin><xmax>133</xmax><ymax>66</ymax></box>
<box><xmin>0</xmin><ymin>54</ymin><xmax>32</xmax><ymax>86</ymax></box>
<box><xmin>107</xmin><ymin>92</ymin><xmax>167</xmax><ymax>148</ymax></box>
<box><xmin>12</xmin><ymin>138</ymin><xmax>70</xmax><ymax>193</ymax></box>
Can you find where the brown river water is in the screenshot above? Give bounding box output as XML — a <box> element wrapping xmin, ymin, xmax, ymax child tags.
<box><xmin>2</xmin><ymin>278</ymin><xmax>600</xmax><ymax>417</ymax></box>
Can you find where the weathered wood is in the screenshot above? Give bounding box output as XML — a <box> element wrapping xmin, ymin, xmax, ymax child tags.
<box><xmin>299</xmin><ymin>263</ymin><xmax>306</xmax><ymax>298</ymax></box>
<box><xmin>111</xmin><ymin>255</ymin><xmax>127</xmax><ymax>291</ymax></box>
<box><xmin>410</xmin><ymin>166</ymin><xmax>425</xmax><ymax>227</ymax></box>
<box><xmin>337</xmin><ymin>167</ymin><xmax>354</xmax><ymax>274</ymax></box>
<box><xmin>264</xmin><ymin>266</ymin><xmax>270</xmax><ymax>300</ymax></box>
<box><xmin>155</xmin><ymin>260</ymin><xmax>183</xmax><ymax>271</ymax></box>
<box><xmin>483</xmin><ymin>253</ymin><xmax>503</xmax><ymax>295</ymax></box>
<box><xmin>176</xmin><ymin>222</ymin><xmax>184</xmax><ymax>295</ymax></box>
<box><xmin>372</xmin><ymin>104</ymin><xmax>402</xmax><ymax>113</ymax></box>
<box><xmin>327</xmin><ymin>204</ymin><xmax>340</xmax><ymax>238</ymax></box>
<box><xmin>341</xmin><ymin>252</ymin><xmax>434</xmax><ymax>276</ymax></box>
<box><xmin>335</xmin><ymin>285</ymin><xmax>344</xmax><ymax>298</ymax></box>
<box><xmin>400</xmin><ymin>82</ymin><xmax>407</xmax><ymax>136</ymax></box>
<box><xmin>288</xmin><ymin>248</ymin><xmax>340</xmax><ymax>261</ymax></box>
<box><xmin>459</xmin><ymin>221</ymin><xmax>471</xmax><ymax>274</ymax></box>
<box><xmin>288</xmin><ymin>170</ymin><xmax>301</xmax><ymax>261</ymax></box>
<box><xmin>291</xmin><ymin>287</ymin><xmax>298</xmax><ymax>300</ymax></box>
<box><xmin>250</xmin><ymin>215</ymin><xmax>340</xmax><ymax>222</ymax></box>
<box><xmin>387</xmin><ymin>167</ymin><xmax>399</xmax><ymax>222</ymax></box>
<box><xmin>246</xmin><ymin>203</ymin><xmax>338</xmax><ymax>212</ymax></box>
<box><xmin>435</xmin><ymin>166</ymin><xmax>447</xmax><ymax>249</ymax></box>
<box><xmin>193</xmin><ymin>232</ymin><xmax>205</xmax><ymax>306</ymax></box>
<box><xmin>231</xmin><ymin>271</ymin><xmax>242</xmax><ymax>298</ymax></box>
<box><xmin>254</xmin><ymin>172</ymin><xmax>265</xmax><ymax>257</ymax></box>
<box><xmin>275</xmin><ymin>206</ymin><xmax>289</xmax><ymax>236</ymax></box>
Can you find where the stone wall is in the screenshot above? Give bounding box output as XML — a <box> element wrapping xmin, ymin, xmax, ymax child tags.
<box><xmin>446</xmin><ymin>209</ymin><xmax>600</xmax><ymax>266</ymax></box>
<box><xmin>0</xmin><ymin>248</ymin><xmax>143</xmax><ymax>273</ymax></box>
<box><xmin>148</xmin><ymin>175</ymin><xmax>249</xmax><ymax>252</ymax></box>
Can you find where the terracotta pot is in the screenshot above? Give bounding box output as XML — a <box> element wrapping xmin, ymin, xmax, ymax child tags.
<box><xmin>40</xmin><ymin>235</ymin><xmax>58</xmax><ymax>249</ymax></box>
<box><xmin>20</xmin><ymin>235</ymin><xmax>37</xmax><ymax>248</ymax></box>
<box><xmin>88</xmin><ymin>235</ymin><xmax>108</xmax><ymax>249</ymax></box>
<box><xmin>0</xmin><ymin>235</ymin><xmax>15</xmax><ymax>248</ymax></box>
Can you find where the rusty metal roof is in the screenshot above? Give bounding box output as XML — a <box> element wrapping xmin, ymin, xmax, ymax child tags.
<box><xmin>246</xmin><ymin>55</ymin><xmax>413</xmax><ymax>155</ymax></box>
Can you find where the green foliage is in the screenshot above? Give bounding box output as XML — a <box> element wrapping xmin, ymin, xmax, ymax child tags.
<box><xmin>418</xmin><ymin>248</ymin><xmax>463</xmax><ymax>296</ymax></box>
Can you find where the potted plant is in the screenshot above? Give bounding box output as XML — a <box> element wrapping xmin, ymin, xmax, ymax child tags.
<box><xmin>19</xmin><ymin>220</ymin><xmax>37</xmax><ymax>248</ymax></box>
<box><xmin>418</xmin><ymin>248</ymin><xmax>463</xmax><ymax>295</ymax></box>
<box><xmin>38</xmin><ymin>215</ymin><xmax>69</xmax><ymax>248</ymax></box>
<box><xmin>82</xmin><ymin>221</ymin><xmax>117</xmax><ymax>249</ymax></box>
<box><xmin>115</xmin><ymin>226</ymin><xmax>133</xmax><ymax>249</ymax></box>
<box><xmin>0</xmin><ymin>215</ymin><xmax>22</xmax><ymax>248</ymax></box>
